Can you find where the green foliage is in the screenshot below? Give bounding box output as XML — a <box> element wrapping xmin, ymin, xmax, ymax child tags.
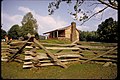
<box><xmin>97</xmin><ymin>17</ymin><xmax>118</xmax><ymax>42</ymax></box>
<box><xmin>21</xmin><ymin>12</ymin><xmax>38</xmax><ymax>32</ymax></box>
<box><xmin>8</xmin><ymin>25</ymin><xmax>21</xmax><ymax>39</ymax></box>
<box><xmin>21</xmin><ymin>20</ymin><xmax>35</xmax><ymax>37</ymax></box>
<box><xmin>79</xmin><ymin>17</ymin><xmax>117</xmax><ymax>42</ymax></box>
<box><xmin>7</xmin><ymin>12</ymin><xmax>39</xmax><ymax>40</ymax></box>
<box><xmin>80</xmin><ymin>31</ymin><xmax>99</xmax><ymax>41</ymax></box>
<box><xmin>21</xmin><ymin>12</ymin><xmax>39</xmax><ymax>39</ymax></box>
<box><xmin>1</xmin><ymin>29</ymin><xmax>7</xmax><ymax>39</ymax></box>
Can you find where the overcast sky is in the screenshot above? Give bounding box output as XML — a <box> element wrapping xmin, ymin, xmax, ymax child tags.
<box><xmin>1</xmin><ymin>0</ymin><xmax>118</xmax><ymax>35</ymax></box>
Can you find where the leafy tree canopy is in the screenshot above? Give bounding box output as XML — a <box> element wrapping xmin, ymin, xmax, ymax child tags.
<box><xmin>21</xmin><ymin>12</ymin><xmax>39</xmax><ymax>39</ymax></box>
<box><xmin>1</xmin><ymin>29</ymin><xmax>7</xmax><ymax>39</ymax></box>
<box><xmin>80</xmin><ymin>31</ymin><xmax>99</xmax><ymax>41</ymax></box>
<box><xmin>97</xmin><ymin>17</ymin><xmax>117</xmax><ymax>42</ymax></box>
<box><xmin>8</xmin><ymin>24</ymin><xmax>21</xmax><ymax>39</ymax></box>
<box><xmin>21</xmin><ymin>12</ymin><xmax>38</xmax><ymax>32</ymax></box>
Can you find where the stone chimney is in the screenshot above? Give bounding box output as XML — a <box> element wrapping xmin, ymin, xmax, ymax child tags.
<box><xmin>71</xmin><ymin>22</ymin><xmax>77</xmax><ymax>42</ymax></box>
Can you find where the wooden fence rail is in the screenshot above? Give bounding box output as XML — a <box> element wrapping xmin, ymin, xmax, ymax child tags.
<box><xmin>1</xmin><ymin>37</ymin><xmax>117</xmax><ymax>69</ymax></box>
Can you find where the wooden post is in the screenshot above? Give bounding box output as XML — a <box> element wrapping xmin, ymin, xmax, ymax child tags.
<box><xmin>57</xmin><ymin>30</ymin><xmax>58</xmax><ymax>38</ymax></box>
<box><xmin>53</xmin><ymin>32</ymin><xmax>55</xmax><ymax>38</ymax></box>
<box><xmin>33</xmin><ymin>38</ymin><xmax>68</xmax><ymax>68</ymax></box>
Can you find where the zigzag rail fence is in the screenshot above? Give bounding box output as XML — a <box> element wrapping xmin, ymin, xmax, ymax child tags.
<box><xmin>1</xmin><ymin>38</ymin><xmax>117</xmax><ymax>69</ymax></box>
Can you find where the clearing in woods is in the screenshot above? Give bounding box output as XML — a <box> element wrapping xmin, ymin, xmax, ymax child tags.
<box><xmin>1</xmin><ymin>39</ymin><xmax>117</xmax><ymax>79</ymax></box>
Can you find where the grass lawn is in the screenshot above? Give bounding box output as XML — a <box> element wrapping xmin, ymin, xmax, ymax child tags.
<box><xmin>1</xmin><ymin>39</ymin><xmax>117</xmax><ymax>79</ymax></box>
<box><xmin>1</xmin><ymin>62</ymin><xmax>117</xmax><ymax>79</ymax></box>
<box><xmin>40</xmin><ymin>39</ymin><xmax>71</xmax><ymax>44</ymax></box>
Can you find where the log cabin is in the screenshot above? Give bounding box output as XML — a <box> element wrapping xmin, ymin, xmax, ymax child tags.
<box><xmin>43</xmin><ymin>22</ymin><xmax>80</xmax><ymax>42</ymax></box>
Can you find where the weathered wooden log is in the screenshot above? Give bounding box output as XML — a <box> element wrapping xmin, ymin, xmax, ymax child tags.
<box><xmin>1</xmin><ymin>49</ymin><xmax>9</xmax><ymax>53</ymax></box>
<box><xmin>9</xmin><ymin>46</ymin><xmax>21</xmax><ymax>49</ymax></box>
<box><xmin>1</xmin><ymin>55</ymin><xmax>8</xmax><ymax>58</ymax></box>
<box><xmin>41</xmin><ymin>58</ymin><xmax>79</xmax><ymax>63</ymax></box>
<box><xmin>24</xmin><ymin>62</ymin><xmax>33</xmax><ymax>65</ymax></box>
<box><xmin>1</xmin><ymin>48</ymin><xmax>9</xmax><ymax>50</ymax></box>
<box><xmin>80</xmin><ymin>50</ymin><xmax>105</xmax><ymax>53</ymax></box>
<box><xmin>54</xmin><ymin>52</ymin><xmax>80</xmax><ymax>56</ymax></box>
<box><xmin>34</xmin><ymin>38</ymin><xmax>68</xmax><ymax>68</ymax></box>
<box><xmin>9</xmin><ymin>49</ymin><xmax>18</xmax><ymax>54</ymax></box>
<box><xmin>13</xmin><ymin>59</ymin><xmax>23</xmax><ymax>63</ymax></box>
<box><xmin>40</xmin><ymin>62</ymin><xmax>68</xmax><ymax>66</ymax></box>
<box><xmin>1</xmin><ymin>58</ymin><xmax>8</xmax><ymax>61</ymax></box>
<box><xmin>45</xmin><ymin>47</ymin><xmax>80</xmax><ymax>50</ymax></box>
<box><xmin>76</xmin><ymin>45</ymin><xmax>114</xmax><ymax>49</ymax></box>
<box><xmin>24</xmin><ymin>56</ymin><xmax>34</xmax><ymax>60</ymax></box>
<box><xmin>25</xmin><ymin>46</ymin><xmax>39</xmax><ymax>49</ymax></box>
<box><xmin>1</xmin><ymin>45</ymin><xmax>10</xmax><ymax>48</ymax></box>
<box><xmin>101</xmin><ymin>55</ymin><xmax>117</xmax><ymax>59</ymax></box>
<box><xmin>91</xmin><ymin>58</ymin><xmax>117</xmax><ymax>63</ymax></box>
<box><xmin>82</xmin><ymin>47</ymin><xmax>117</xmax><ymax>63</ymax></box>
<box><xmin>9</xmin><ymin>42</ymin><xmax>25</xmax><ymax>46</ymax></box>
<box><xmin>1</xmin><ymin>52</ymin><xmax>10</xmax><ymax>56</ymax></box>
<box><xmin>80</xmin><ymin>50</ymin><xmax>117</xmax><ymax>56</ymax></box>
<box><xmin>9</xmin><ymin>41</ymin><xmax>33</xmax><ymax>46</ymax></box>
<box><xmin>57</xmin><ymin>54</ymin><xmax>81</xmax><ymax>58</ymax></box>
<box><xmin>103</xmin><ymin>62</ymin><xmax>112</xmax><ymax>67</ymax></box>
<box><xmin>80</xmin><ymin>57</ymin><xmax>117</xmax><ymax>63</ymax></box>
<box><xmin>23</xmin><ymin>64</ymin><xmax>34</xmax><ymax>68</ymax></box>
<box><xmin>107</xmin><ymin>51</ymin><xmax>117</xmax><ymax>55</ymax></box>
<box><xmin>8</xmin><ymin>37</ymin><xmax>34</xmax><ymax>62</ymax></box>
<box><xmin>92</xmin><ymin>61</ymin><xmax>105</xmax><ymax>65</ymax></box>
<box><xmin>41</xmin><ymin>43</ymin><xmax>76</xmax><ymax>47</ymax></box>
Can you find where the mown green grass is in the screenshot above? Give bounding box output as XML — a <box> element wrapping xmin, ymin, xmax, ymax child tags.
<box><xmin>1</xmin><ymin>61</ymin><xmax>117</xmax><ymax>79</ymax></box>
<box><xmin>40</xmin><ymin>39</ymin><xmax>71</xmax><ymax>44</ymax></box>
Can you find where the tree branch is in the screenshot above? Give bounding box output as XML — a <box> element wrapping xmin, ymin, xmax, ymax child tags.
<box><xmin>88</xmin><ymin>2</ymin><xmax>102</xmax><ymax>7</ymax></box>
<box><xmin>80</xmin><ymin>6</ymin><xmax>108</xmax><ymax>25</ymax></box>
<box><xmin>98</xmin><ymin>0</ymin><xmax>117</xmax><ymax>10</ymax></box>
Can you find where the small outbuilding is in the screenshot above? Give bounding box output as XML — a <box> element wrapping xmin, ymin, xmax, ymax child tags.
<box><xmin>43</xmin><ymin>22</ymin><xmax>80</xmax><ymax>42</ymax></box>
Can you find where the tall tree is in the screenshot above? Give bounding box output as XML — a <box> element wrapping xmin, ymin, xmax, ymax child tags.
<box><xmin>21</xmin><ymin>12</ymin><xmax>39</xmax><ymax>39</ymax></box>
<box><xmin>97</xmin><ymin>17</ymin><xmax>117</xmax><ymax>42</ymax></box>
<box><xmin>48</xmin><ymin>0</ymin><xmax>118</xmax><ymax>25</ymax></box>
<box><xmin>21</xmin><ymin>12</ymin><xmax>38</xmax><ymax>32</ymax></box>
<box><xmin>21</xmin><ymin>20</ymin><xmax>35</xmax><ymax>37</ymax></box>
<box><xmin>8</xmin><ymin>24</ymin><xmax>21</xmax><ymax>39</ymax></box>
<box><xmin>1</xmin><ymin>29</ymin><xmax>7</xmax><ymax>39</ymax></box>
